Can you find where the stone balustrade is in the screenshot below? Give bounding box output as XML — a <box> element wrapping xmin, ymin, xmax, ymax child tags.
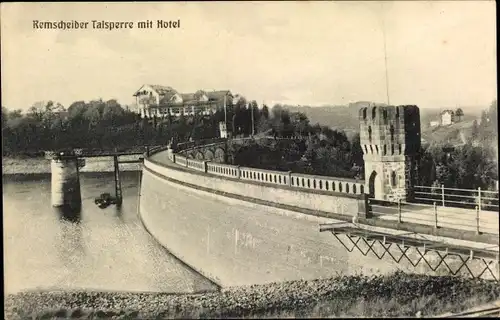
<box><xmin>175</xmin><ymin>155</ymin><xmax>188</xmax><ymax>167</ymax></box>
<box><xmin>186</xmin><ymin>158</ymin><xmax>206</xmax><ymax>173</ymax></box>
<box><xmin>240</xmin><ymin>167</ymin><xmax>290</xmax><ymax>188</ymax></box>
<box><xmin>207</xmin><ymin>162</ymin><xmax>240</xmax><ymax>179</ymax></box>
<box><xmin>290</xmin><ymin>173</ymin><xmax>364</xmax><ymax>195</ymax></box>
<box><xmin>163</xmin><ymin>145</ymin><xmax>366</xmax><ymax>197</ymax></box>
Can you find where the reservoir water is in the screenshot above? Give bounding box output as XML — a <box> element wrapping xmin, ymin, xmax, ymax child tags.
<box><xmin>3</xmin><ymin>171</ymin><xmax>216</xmax><ymax>294</ymax></box>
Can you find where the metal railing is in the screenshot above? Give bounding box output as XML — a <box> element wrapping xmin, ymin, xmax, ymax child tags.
<box><xmin>413</xmin><ymin>185</ymin><xmax>499</xmax><ymax>212</ymax></box>
<box><xmin>370</xmin><ymin>198</ymin><xmax>499</xmax><ymax>235</ymax></box>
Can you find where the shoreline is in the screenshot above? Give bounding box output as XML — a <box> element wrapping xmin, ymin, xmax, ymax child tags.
<box><xmin>2</xmin><ymin>156</ymin><xmax>142</xmax><ymax>175</ymax></box>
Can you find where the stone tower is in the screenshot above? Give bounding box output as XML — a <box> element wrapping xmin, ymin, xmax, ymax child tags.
<box><xmin>359</xmin><ymin>105</ymin><xmax>421</xmax><ymax>202</ymax></box>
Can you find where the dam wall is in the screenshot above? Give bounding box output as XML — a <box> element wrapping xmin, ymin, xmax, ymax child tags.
<box><xmin>140</xmin><ymin>164</ymin><xmax>395</xmax><ymax>287</ymax></box>
<box><xmin>139</xmin><ymin>151</ymin><xmax>499</xmax><ymax>287</ymax></box>
<box><xmin>145</xmin><ymin>156</ymin><xmax>366</xmax><ymax>219</ymax></box>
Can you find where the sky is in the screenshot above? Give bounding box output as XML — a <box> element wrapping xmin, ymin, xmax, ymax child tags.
<box><xmin>1</xmin><ymin>1</ymin><xmax>497</xmax><ymax>111</ymax></box>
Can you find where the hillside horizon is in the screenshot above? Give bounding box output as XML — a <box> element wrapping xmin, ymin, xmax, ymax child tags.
<box><xmin>281</xmin><ymin>101</ymin><xmax>490</xmax><ymax>144</ymax></box>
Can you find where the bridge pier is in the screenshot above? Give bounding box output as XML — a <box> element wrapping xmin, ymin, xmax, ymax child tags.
<box><xmin>48</xmin><ymin>152</ymin><xmax>85</xmax><ymax>212</ymax></box>
<box><xmin>114</xmin><ymin>155</ymin><xmax>123</xmax><ymax>207</ymax></box>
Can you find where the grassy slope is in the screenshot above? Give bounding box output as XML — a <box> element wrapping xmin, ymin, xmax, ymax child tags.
<box><xmin>5</xmin><ymin>272</ymin><xmax>500</xmax><ymax>319</ymax></box>
<box><xmin>420</xmin><ymin>118</ymin><xmax>476</xmax><ymax>145</ymax></box>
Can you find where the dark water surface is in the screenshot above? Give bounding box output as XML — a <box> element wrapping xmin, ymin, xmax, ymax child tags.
<box><xmin>3</xmin><ymin>171</ymin><xmax>215</xmax><ymax>294</ymax></box>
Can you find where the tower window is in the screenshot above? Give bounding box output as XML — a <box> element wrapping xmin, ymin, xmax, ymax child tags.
<box><xmin>372</xmin><ymin>107</ymin><xmax>377</xmax><ymax>119</ymax></box>
<box><xmin>395</xmin><ymin>107</ymin><xmax>399</xmax><ymax>119</ymax></box>
<box><xmin>368</xmin><ymin>126</ymin><xmax>372</xmax><ymax>142</ymax></box>
<box><xmin>383</xmin><ymin>109</ymin><xmax>388</xmax><ymax>121</ymax></box>
<box><xmin>398</xmin><ymin>144</ymin><xmax>402</xmax><ymax>154</ymax></box>
<box><xmin>390</xmin><ymin>125</ymin><xmax>395</xmax><ymax>141</ymax></box>
<box><xmin>375</xmin><ymin>145</ymin><xmax>379</xmax><ymax>154</ymax></box>
<box><xmin>391</xmin><ymin>171</ymin><xmax>397</xmax><ymax>187</ymax></box>
<box><xmin>391</xmin><ymin>144</ymin><xmax>395</xmax><ymax>155</ymax></box>
<box><xmin>383</xmin><ymin>145</ymin><xmax>387</xmax><ymax>155</ymax></box>
<box><xmin>362</xmin><ymin>108</ymin><xmax>367</xmax><ymax>119</ymax></box>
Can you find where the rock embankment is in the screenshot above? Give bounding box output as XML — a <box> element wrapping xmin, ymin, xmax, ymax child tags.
<box><xmin>5</xmin><ymin>272</ymin><xmax>500</xmax><ymax>319</ymax></box>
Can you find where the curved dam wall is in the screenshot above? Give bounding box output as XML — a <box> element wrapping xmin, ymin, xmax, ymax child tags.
<box><xmin>145</xmin><ymin>155</ymin><xmax>366</xmax><ymax>219</ymax></box>
<box><xmin>140</xmin><ymin>163</ymin><xmax>391</xmax><ymax>287</ymax></box>
<box><xmin>139</xmin><ymin>150</ymin><xmax>498</xmax><ymax>287</ymax></box>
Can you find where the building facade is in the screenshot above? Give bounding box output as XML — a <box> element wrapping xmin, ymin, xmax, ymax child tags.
<box><xmin>133</xmin><ymin>85</ymin><xmax>233</xmax><ymax>119</ymax></box>
<box><xmin>359</xmin><ymin>105</ymin><xmax>421</xmax><ymax>202</ymax></box>
<box><xmin>440</xmin><ymin>110</ymin><xmax>455</xmax><ymax>125</ymax></box>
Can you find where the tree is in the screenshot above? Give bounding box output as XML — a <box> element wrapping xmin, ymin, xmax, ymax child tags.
<box><xmin>487</xmin><ymin>100</ymin><xmax>498</xmax><ymax>131</ymax></box>
<box><xmin>67</xmin><ymin>101</ymin><xmax>87</xmax><ymax>127</ymax></box>
<box><xmin>83</xmin><ymin>104</ymin><xmax>101</xmax><ymax>128</ymax></box>
<box><xmin>27</xmin><ymin>101</ymin><xmax>46</xmax><ymax>122</ymax></box>
<box><xmin>471</xmin><ymin>120</ymin><xmax>479</xmax><ymax>140</ymax></box>
<box><xmin>102</xmin><ymin>99</ymin><xmax>125</xmax><ymax>123</ymax></box>
<box><xmin>455</xmin><ymin>108</ymin><xmax>464</xmax><ymax>122</ymax></box>
<box><xmin>480</xmin><ymin>110</ymin><xmax>489</xmax><ymax>127</ymax></box>
<box><xmin>232</xmin><ymin>113</ymin><xmax>237</xmax><ymax>136</ymax></box>
<box><xmin>294</xmin><ymin>112</ymin><xmax>309</xmax><ymax>137</ymax></box>
<box><xmin>350</xmin><ymin>133</ymin><xmax>364</xmax><ymax>172</ymax></box>
<box><xmin>1</xmin><ymin>107</ymin><xmax>7</xmax><ymax>129</ymax></box>
<box><xmin>261</xmin><ymin>104</ymin><xmax>269</xmax><ymax>120</ymax></box>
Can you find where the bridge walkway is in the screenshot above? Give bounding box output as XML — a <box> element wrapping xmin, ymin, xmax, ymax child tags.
<box><xmin>370</xmin><ymin>201</ymin><xmax>499</xmax><ymax>235</ymax></box>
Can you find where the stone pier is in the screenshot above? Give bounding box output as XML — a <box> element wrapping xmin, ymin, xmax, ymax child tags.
<box><xmin>47</xmin><ymin>152</ymin><xmax>85</xmax><ymax>212</ymax></box>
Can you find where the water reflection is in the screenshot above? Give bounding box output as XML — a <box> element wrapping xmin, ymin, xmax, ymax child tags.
<box><xmin>56</xmin><ymin>206</ymin><xmax>82</xmax><ymax>224</ymax></box>
<box><xmin>55</xmin><ymin>206</ymin><xmax>85</xmax><ymax>267</ymax></box>
<box><xmin>114</xmin><ymin>203</ymin><xmax>125</xmax><ymax>222</ymax></box>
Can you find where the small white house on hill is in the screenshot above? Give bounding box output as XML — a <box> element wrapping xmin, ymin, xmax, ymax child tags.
<box><xmin>440</xmin><ymin>110</ymin><xmax>455</xmax><ymax>125</ymax></box>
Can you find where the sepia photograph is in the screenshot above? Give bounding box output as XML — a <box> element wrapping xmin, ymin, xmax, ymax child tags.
<box><xmin>2</xmin><ymin>1</ymin><xmax>499</xmax><ymax>318</ymax></box>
